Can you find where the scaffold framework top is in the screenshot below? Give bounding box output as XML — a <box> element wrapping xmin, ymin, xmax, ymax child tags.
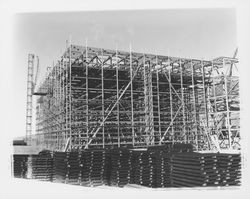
<box><xmin>27</xmin><ymin>44</ymin><xmax>239</xmax><ymax>152</ymax></box>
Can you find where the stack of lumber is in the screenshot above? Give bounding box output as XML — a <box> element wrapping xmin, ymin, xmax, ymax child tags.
<box><xmin>80</xmin><ymin>149</ymin><xmax>110</xmax><ymax>186</ymax></box>
<box><xmin>132</xmin><ymin>150</ymin><xmax>156</xmax><ymax>187</ymax></box>
<box><xmin>109</xmin><ymin>148</ymin><xmax>133</xmax><ymax>187</ymax></box>
<box><xmin>30</xmin><ymin>151</ymin><xmax>54</xmax><ymax>181</ymax></box>
<box><xmin>13</xmin><ymin>155</ymin><xmax>28</xmax><ymax>178</ymax></box>
<box><xmin>170</xmin><ymin>152</ymin><xmax>241</xmax><ymax>187</ymax></box>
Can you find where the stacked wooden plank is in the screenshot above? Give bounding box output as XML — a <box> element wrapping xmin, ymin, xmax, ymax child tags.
<box><xmin>146</xmin><ymin>143</ymin><xmax>193</xmax><ymax>188</ymax></box>
<box><xmin>80</xmin><ymin>149</ymin><xmax>110</xmax><ymax>187</ymax></box>
<box><xmin>30</xmin><ymin>153</ymin><xmax>54</xmax><ymax>181</ymax></box>
<box><xmin>66</xmin><ymin>152</ymin><xmax>81</xmax><ymax>185</ymax></box>
<box><xmin>13</xmin><ymin>145</ymin><xmax>241</xmax><ymax>189</ymax></box>
<box><xmin>109</xmin><ymin>148</ymin><xmax>133</xmax><ymax>187</ymax></box>
<box><xmin>79</xmin><ymin>150</ymin><xmax>90</xmax><ymax>186</ymax></box>
<box><xmin>171</xmin><ymin>143</ymin><xmax>194</xmax><ymax>153</ymax></box>
<box><xmin>54</xmin><ymin>151</ymin><xmax>81</xmax><ymax>184</ymax></box>
<box><xmin>151</xmin><ymin>150</ymin><xmax>171</xmax><ymax>187</ymax></box>
<box><xmin>170</xmin><ymin>152</ymin><xmax>241</xmax><ymax>187</ymax></box>
<box><xmin>170</xmin><ymin>152</ymin><xmax>218</xmax><ymax>187</ymax></box>
<box><xmin>216</xmin><ymin>153</ymin><xmax>241</xmax><ymax>186</ymax></box>
<box><xmin>13</xmin><ymin>155</ymin><xmax>28</xmax><ymax>178</ymax></box>
<box><xmin>54</xmin><ymin>152</ymin><xmax>68</xmax><ymax>183</ymax></box>
<box><xmin>132</xmin><ymin>150</ymin><xmax>156</xmax><ymax>187</ymax></box>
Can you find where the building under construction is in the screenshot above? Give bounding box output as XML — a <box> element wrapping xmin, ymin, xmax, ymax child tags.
<box><xmin>13</xmin><ymin>44</ymin><xmax>241</xmax><ymax>188</ymax></box>
<box><xmin>25</xmin><ymin>44</ymin><xmax>240</xmax><ymax>152</ymax></box>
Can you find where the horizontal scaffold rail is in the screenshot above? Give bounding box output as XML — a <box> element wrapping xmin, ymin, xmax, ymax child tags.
<box><xmin>32</xmin><ymin>44</ymin><xmax>240</xmax><ymax>152</ymax></box>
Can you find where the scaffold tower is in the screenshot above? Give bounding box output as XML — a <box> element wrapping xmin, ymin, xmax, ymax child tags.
<box><xmin>30</xmin><ymin>44</ymin><xmax>239</xmax><ymax>152</ymax></box>
<box><xmin>26</xmin><ymin>54</ymin><xmax>35</xmax><ymax>143</ymax></box>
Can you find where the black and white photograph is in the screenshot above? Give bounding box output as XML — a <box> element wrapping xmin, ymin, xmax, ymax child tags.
<box><xmin>1</xmin><ymin>0</ymin><xmax>250</xmax><ymax>198</ymax></box>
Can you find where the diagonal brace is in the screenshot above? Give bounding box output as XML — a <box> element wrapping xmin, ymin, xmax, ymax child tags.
<box><xmin>84</xmin><ymin>62</ymin><xmax>143</xmax><ymax>149</ymax></box>
<box><xmin>159</xmin><ymin>105</ymin><xmax>182</xmax><ymax>143</ymax></box>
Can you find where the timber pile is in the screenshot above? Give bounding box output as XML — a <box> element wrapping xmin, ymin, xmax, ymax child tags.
<box><xmin>109</xmin><ymin>148</ymin><xmax>133</xmax><ymax>187</ymax></box>
<box><xmin>80</xmin><ymin>149</ymin><xmax>110</xmax><ymax>186</ymax></box>
<box><xmin>216</xmin><ymin>153</ymin><xmax>241</xmax><ymax>186</ymax></box>
<box><xmin>170</xmin><ymin>152</ymin><xmax>241</xmax><ymax>187</ymax></box>
<box><xmin>13</xmin><ymin>144</ymin><xmax>241</xmax><ymax>188</ymax></box>
<box><xmin>132</xmin><ymin>150</ymin><xmax>156</xmax><ymax>187</ymax></box>
<box><xmin>30</xmin><ymin>151</ymin><xmax>54</xmax><ymax>181</ymax></box>
<box><xmin>13</xmin><ymin>155</ymin><xmax>28</xmax><ymax>178</ymax></box>
<box><xmin>54</xmin><ymin>152</ymin><xmax>68</xmax><ymax>183</ymax></box>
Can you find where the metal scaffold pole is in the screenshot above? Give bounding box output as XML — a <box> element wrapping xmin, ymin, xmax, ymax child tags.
<box><xmin>223</xmin><ymin>58</ymin><xmax>232</xmax><ymax>149</ymax></box>
<box><xmin>26</xmin><ymin>54</ymin><xmax>35</xmax><ymax>144</ymax></box>
<box><xmin>116</xmin><ymin>46</ymin><xmax>120</xmax><ymax>147</ymax></box>
<box><xmin>101</xmin><ymin>48</ymin><xmax>105</xmax><ymax>148</ymax></box>
<box><xmin>191</xmin><ymin>60</ymin><xmax>198</xmax><ymax>150</ymax></box>
<box><xmin>129</xmin><ymin>44</ymin><xmax>135</xmax><ymax>146</ymax></box>
<box><xmin>156</xmin><ymin>56</ymin><xmax>162</xmax><ymax>143</ymax></box>
<box><xmin>69</xmin><ymin>39</ymin><xmax>72</xmax><ymax>150</ymax></box>
<box><xmin>179</xmin><ymin>59</ymin><xmax>186</xmax><ymax>142</ymax></box>
<box><xmin>32</xmin><ymin>43</ymin><xmax>240</xmax><ymax>151</ymax></box>
<box><xmin>143</xmin><ymin>54</ymin><xmax>154</xmax><ymax>145</ymax></box>
<box><xmin>85</xmin><ymin>40</ymin><xmax>89</xmax><ymax>148</ymax></box>
<box><xmin>168</xmin><ymin>59</ymin><xmax>174</xmax><ymax>144</ymax></box>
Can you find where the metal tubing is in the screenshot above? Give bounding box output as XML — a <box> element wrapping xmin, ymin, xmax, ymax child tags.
<box><xmin>130</xmin><ymin>45</ymin><xmax>135</xmax><ymax>146</ymax></box>
<box><xmin>156</xmin><ymin>56</ymin><xmax>161</xmax><ymax>142</ymax></box>
<box><xmin>101</xmin><ymin>49</ymin><xmax>105</xmax><ymax>148</ymax></box>
<box><xmin>85</xmin><ymin>43</ymin><xmax>89</xmax><ymax>148</ymax></box>
<box><xmin>180</xmin><ymin>59</ymin><xmax>186</xmax><ymax>142</ymax></box>
<box><xmin>84</xmin><ymin>59</ymin><xmax>142</xmax><ymax>149</ymax></box>
<box><xmin>116</xmin><ymin>47</ymin><xmax>120</xmax><ymax>147</ymax></box>
<box><xmin>202</xmin><ymin>61</ymin><xmax>209</xmax><ymax>127</ymax></box>
<box><xmin>191</xmin><ymin>60</ymin><xmax>198</xmax><ymax>149</ymax></box>
<box><xmin>69</xmin><ymin>42</ymin><xmax>72</xmax><ymax>150</ymax></box>
<box><xmin>223</xmin><ymin>58</ymin><xmax>232</xmax><ymax>149</ymax></box>
<box><xmin>168</xmin><ymin>61</ymin><xmax>174</xmax><ymax>143</ymax></box>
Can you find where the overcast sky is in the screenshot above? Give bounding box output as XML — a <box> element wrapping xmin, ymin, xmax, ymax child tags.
<box><xmin>12</xmin><ymin>8</ymin><xmax>237</xmax><ymax>138</ymax></box>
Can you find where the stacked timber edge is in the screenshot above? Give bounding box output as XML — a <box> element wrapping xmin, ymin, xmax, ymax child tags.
<box><xmin>12</xmin><ymin>144</ymin><xmax>241</xmax><ymax>188</ymax></box>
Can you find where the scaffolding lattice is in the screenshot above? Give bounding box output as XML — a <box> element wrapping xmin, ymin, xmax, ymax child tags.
<box><xmin>26</xmin><ymin>54</ymin><xmax>35</xmax><ymax>143</ymax></box>
<box><xmin>31</xmin><ymin>45</ymin><xmax>240</xmax><ymax>152</ymax></box>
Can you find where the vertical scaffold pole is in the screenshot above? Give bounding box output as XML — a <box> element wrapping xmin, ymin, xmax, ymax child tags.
<box><xmin>69</xmin><ymin>38</ymin><xmax>72</xmax><ymax>150</ymax></box>
<box><xmin>143</xmin><ymin>54</ymin><xmax>147</xmax><ymax>144</ymax></box>
<box><xmin>116</xmin><ymin>46</ymin><xmax>120</xmax><ymax>147</ymax></box>
<box><xmin>85</xmin><ymin>40</ymin><xmax>89</xmax><ymax>148</ymax></box>
<box><xmin>212</xmin><ymin>61</ymin><xmax>218</xmax><ymax>131</ymax></box>
<box><xmin>65</xmin><ymin>45</ymin><xmax>68</xmax><ymax>150</ymax></box>
<box><xmin>143</xmin><ymin>54</ymin><xmax>154</xmax><ymax>145</ymax></box>
<box><xmin>202</xmin><ymin>60</ymin><xmax>209</xmax><ymax>127</ymax></box>
<box><xmin>156</xmin><ymin>56</ymin><xmax>161</xmax><ymax>143</ymax></box>
<box><xmin>191</xmin><ymin>60</ymin><xmax>198</xmax><ymax>150</ymax></box>
<box><xmin>26</xmin><ymin>54</ymin><xmax>35</xmax><ymax>144</ymax></box>
<box><xmin>55</xmin><ymin>62</ymin><xmax>59</xmax><ymax>150</ymax></box>
<box><xmin>223</xmin><ymin>58</ymin><xmax>232</xmax><ymax>149</ymax></box>
<box><xmin>59</xmin><ymin>59</ymin><xmax>62</xmax><ymax>150</ymax></box>
<box><xmin>168</xmin><ymin>59</ymin><xmax>174</xmax><ymax>143</ymax></box>
<box><xmin>101</xmin><ymin>49</ymin><xmax>105</xmax><ymax>148</ymax></box>
<box><xmin>129</xmin><ymin>44</ymin><xmax>135</xmax><ymax>146</ymax></box>
<box><xmin>180</xmin><ymin>59</ymin><xmax>186</xmax><ymax>143</ymax></box>
<box><xmin>62</xmin><ymin>56</ymin><xmax>66</xmax><ymax>149</ymax></box>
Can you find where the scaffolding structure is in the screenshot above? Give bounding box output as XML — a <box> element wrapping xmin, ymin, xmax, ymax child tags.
<box><xmin>26</xmin><ymin>54</ymin><xmax>35</xmax><ymax>142</ymax></box>
<box><xmin>32</xmin><ymin>44</ymin><xmax>240</xmax><ymax>152</ymax></box>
